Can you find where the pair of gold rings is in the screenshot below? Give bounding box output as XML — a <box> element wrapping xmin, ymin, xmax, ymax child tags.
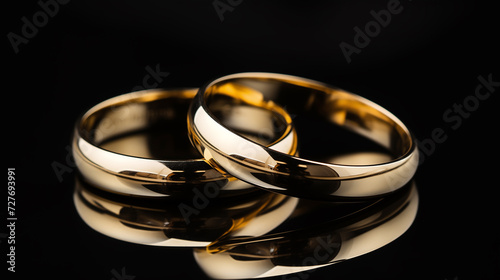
<box><xmin>73</xmin><ymin>72</ymin><xmax>418</xmax><ymax>200</ymax></box>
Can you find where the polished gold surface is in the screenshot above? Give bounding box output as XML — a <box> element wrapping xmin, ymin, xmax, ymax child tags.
<box><xmin>73</xmin><ymin>88</ymin><xmax>298</xmax><ymax>197</ymax></box>
<box><xmin>188</xmin><ymin>73</ymin><xmax>418</xmax><ymax>199</ymax></box>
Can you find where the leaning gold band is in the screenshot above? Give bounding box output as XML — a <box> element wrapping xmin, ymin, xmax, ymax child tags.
<box><xmin>188</xmin><ymin>73</ymin><xmax>419</xmax><ymax>199</ymax></box>
<box><xmin>72</xmin><ymin>88</ymin><xmax>297</xmax><ymax>197</ymax></box>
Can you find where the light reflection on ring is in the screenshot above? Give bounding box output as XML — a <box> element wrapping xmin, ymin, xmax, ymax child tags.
<box><xmin>73</xmin><ymin>151</ymin><xmax>418</xmax><ymax>279</ymax></box>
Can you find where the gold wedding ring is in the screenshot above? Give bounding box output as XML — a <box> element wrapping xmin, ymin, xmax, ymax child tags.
<box><xmin>73</xmin><ymin>88</ymin><xmax>297</xmax><ymax>197</ymax></box>
<box><xmin>188</xmin><ymin>73</ymin><xmax>419</xmax><ymax>199</ymax></box>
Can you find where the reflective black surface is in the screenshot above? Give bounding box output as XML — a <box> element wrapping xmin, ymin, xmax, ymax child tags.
<box><xmin>5</xmin><ymin>1</ymin><xmax>499</xmax><ymax>279</ymax></box>
<box><xmin>73</xmin><ymin>166</ymin><xmax>417</xmax><ymax>279</ymax></box>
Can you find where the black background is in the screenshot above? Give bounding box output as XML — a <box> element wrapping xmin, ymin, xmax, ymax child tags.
<box><xmin>4</xmin><ymin>0</ymin><xmax>499</xmax><ymax>279</ymax></box>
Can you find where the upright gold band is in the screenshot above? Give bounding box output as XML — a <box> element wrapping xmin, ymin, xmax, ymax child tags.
<box><xmin>188</xmin><ymin>73</ymin><xmax>419</xmax><ymax>199</ymax></box>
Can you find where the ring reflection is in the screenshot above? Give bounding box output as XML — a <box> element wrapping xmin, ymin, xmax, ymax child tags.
<box><xmin>73</xmin><ymin>151</ymin><xmax>418</xmax><ymax>278</ymax></box>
